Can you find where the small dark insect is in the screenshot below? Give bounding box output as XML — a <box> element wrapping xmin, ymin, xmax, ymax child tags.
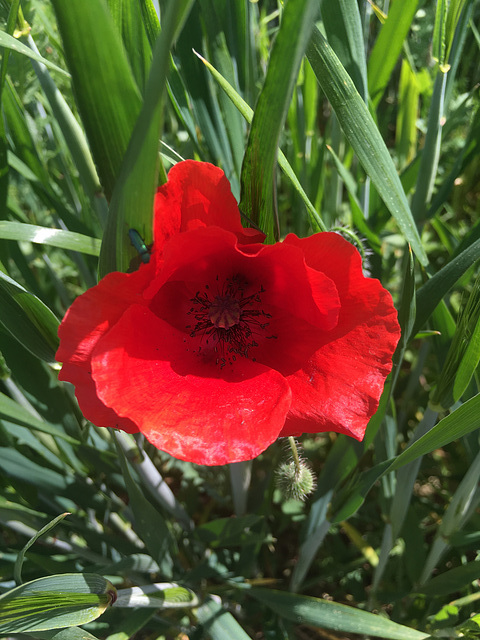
<box><xmin>128</xmin><ymin>228</ymin><xmax>151</xmax><ymax>264</ymax></box>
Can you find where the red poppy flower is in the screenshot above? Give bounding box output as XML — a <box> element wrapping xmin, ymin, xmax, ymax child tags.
<box><xmin>57</xmin><ymin>160</ymin><xmax>401</xmax><ymax>465</ymax></box>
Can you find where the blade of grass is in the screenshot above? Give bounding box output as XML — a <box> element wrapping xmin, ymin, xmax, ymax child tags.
<box><xmin>50</xmin><ymin>0</ymin><xmax>143</xmax><ymax>200</ymax></box>
<box><xmin>0</xmin><ymin>30</ymin><xmax>70</xmax><ymax>77</ymax></box>
<box><xmin>0</xmin><ymin>270</ymin><xmax>59</xmax><ymax>363</ymax></box>
<box><xmin>195</xmin><ymin>50</ymin><xmax>327</xmax><ymax>232</ymax></box>
<box><xmin>307</xmin><ymin>26</ymin><xmax>428</xmax><ymax>265</ymax></box>
<box><xmin>368</xmin><ymin>0</ymin><xmax>420</xmax><ymax>107</ymax></box>
<box><xmin>0</xmin><ymin>222</ymin><xmax>100</xmax><ymax>255</ymax></box>
<box><xmin>99</xmin><ymin>0</ymin><xmax>195</xmax><ymax>276</ymax></box>
<box><xmin>239</xmin><ymin>0</ymin><xmax>320</xmax><ymax>241</ymax></box>
<box><xmin>321</xmin><ymin>0</ymin><xmax>368</xmax><ymax>100</ymax></box>
<box><xmin>248</xmin><ymin>588</ymin><xmax>429</xmax><ymax>639</ymax></box>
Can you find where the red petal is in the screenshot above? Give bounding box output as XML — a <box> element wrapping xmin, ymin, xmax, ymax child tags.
<box><xmin>281</xmin><ymin>233</ymin><xmax>401</xmax><ymax>440</ymax></box>
<box><xmin>56</xmin><ymin>261</ymin><xmax>155</xmax><ymax>432</ymax></box>
<box><xmin>59</xmin><ymin>364</ymin><xmax>138</xmax><ymax>433</ymax></box>
<box><xmin>91</xmin><ymin>305</ymin><xmax>292</xmax><ymax>465</ymax></box>
<box><xmin>148</xmin><ymin>226</ymin><xmax>340</xmax><ymax>375</ymax></box>
<box><xmin>153</xmin><ymin>160</ymin><xmax>264</xmax><ymax>254</ymax></box>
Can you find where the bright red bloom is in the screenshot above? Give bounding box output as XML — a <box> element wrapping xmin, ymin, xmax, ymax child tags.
<box><xmin>57</xmin><ymin>160</ymin><xmax>401</xmax><ymax>465</ymax></box>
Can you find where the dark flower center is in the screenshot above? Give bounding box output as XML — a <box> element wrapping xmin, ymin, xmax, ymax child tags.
<box><xmin>186</xmin><ymin>274</ymin><xmax>273</xmax><ymax>366</ymax></box>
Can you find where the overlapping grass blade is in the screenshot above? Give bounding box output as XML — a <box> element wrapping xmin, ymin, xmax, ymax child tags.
<box><xmin>0</xmin><ymin>270</ymin><xmax>59</xmax><ymax>363</ymax></box>
<box><xmin>50</xmin><ymin>0</ymin><xmax>143</xmax><ymax>201</ymax></box>
<box><xmin>195</xmin><ymin>597</ymin><xmax>252</xmax><ymax>640</ymax></box>
<box><xmin>195</xmin><ymin>50</ymin><xmax>326</xmax><ymax>231</ymax></box>
<box><xmin>99</xmin><ymin>0</ymin><xmax>195</xmax><ymax>276</ymax></box>
<box><xmin>0</xmin><ymin>31</ymin><xmax>70</xmax><ymax>77</ymax></box>
<box><xmin>0</xmin><ymin>222</ymin><xmax>100</xmax><ymax>255</ymax></box>
<box><xmin>368</xmin><ymin>0</ymin><xmax>420</xmax><ymax>107</ymax></box>
<box><xmin>248</xmin><ymin>588</ymin><xmax>429</xmax><ymax>639</ymax></box>
<box><xmin>307</xmin><ymin>26</ymin><xmax>428</xmax><ymax>265</ymax></box>
<box><xmin>240</xmin><ymin>0</ymin><xmax>320</xmax><ymax>241</ymax></box>
<box><xmin>321</xmin><ymin>0</ymin><xmax>368</xmax><ymax>100</ymax></box>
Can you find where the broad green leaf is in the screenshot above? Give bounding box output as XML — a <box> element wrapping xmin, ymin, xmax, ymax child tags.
<box><xmin>413</xmin><ymin>236</ymin><xmax>480</xmax><ymax>336</ymax></box>
<box><xmin>14</xmin><ymin>513</ymin><xmax>70</xmax><ymax>585</ymax></box>
<box><xmin>240</xmin><ymin>0</ymin><xmax>320</xmax><ymax>241</ymax></box>
<box><xmin>99</xmin><ymin>0</ymin><xmax>195</xmax><ymax>276</ymax></box>
<box><xmin>368</xmin><ymin>0</ymin><xmax>420</xmax><ymax>106</ymax></box>
<box><xmin>0</xmin><ymin>221</ymin><xmax>100</xmax><ymax>255</ymax></box>
<box><xmin>307</xmin><ymin>26</ymin><xmax>428</xmax><ymax>266</ymax></box>
<box><xmin>107</xmin><ymin>0</ymin><xmax>152</xmax><ymax>91</ymax></box>
<box><xmin>0</xmin><ymin>30</ymin><xmax>70</xmax><ymax>77</ymax></box>
<box><xmin>50</xmin><ymin>0</ymin><xmax>143</xmax><ymax>200</ymax></box>
<box><xmin>195</xmin><ymin>597</ymin><xmax>252</xmax><ymax>640</ymax></box>
<box><xmin>114</xmin><ymin>583</ymin><xmax>199</xmax><ymax>608</ymax></box>
<box><xmin>0</xmin><ymin>270</ymin><xmax>59</xmax><ymax>363</ymax></box>
<box><xmin>195</xmin><ymin>50</ymin><xmax>326</xmax><ymax>232</ymax></box>
<box><xmin>0</xmin><ymin>573</ymin><xmax>116</xmax><ymax>633</ymax></box>
<box><xmin>248</xmin><ymin>589</ymin><xmax>429</xmax><ymax>639</ymax></box>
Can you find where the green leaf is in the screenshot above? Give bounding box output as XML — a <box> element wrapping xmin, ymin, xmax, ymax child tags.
<box><xmin>0</xmin><ymin>221</ymin><xmax>100</xmax><ymax>255</ymax></box>
<box><xmin>419</xmin><ymin>559</ymin><xmax>480</xmax><ymax>597</ymax></box>
<box><xmin>114</xmin><ymin>437</ymin><xmax>174</xmax><ymax>576</ymax></box>
<box><xmin>99</xmin><ymin>0</ymin><xmax>195</xmax><ymax>276</ymax></box>
<box><xmin>331</xmin><ymin>393</ymin><xmax>480</xmax><ymax>522</ymax></box>
<box><xmin>195</xmin><ymin>50</ymin><xmax>326</xmax><ymax>232</ymax></box>
<box><xmin>0</xmin><ymin>390</ymin><xmax>79</xmax><ymax>443</ymax></box>
<box><xmin>195</xmin><ymin>597</ymin><xmax>252</xmax><ymax>640</ymax></box>
<box><xmin>14</xmin><ymin>513</ymin><xmax>70</xmax><ymax>585</ymax></box>
<box><xmin>368</xmin><ymin>0</ymin><xmax>420</xmax><ymax>106</ymax></box>
<box><xmin>0</xmin><ymin>447</ymin><xmax>72</xmax><ymax>492</ymax></box>
<box><xmin>321</xmin><ymin>0</ymin><xmax>368</xmax><ymax>100</ymax></box>
<box><xmin>413</xmin><ymin>236</ymin><xmax>480</xmax><ymax>336</ymax></box>
<box><xmin>307</xmin><ymin>26</ymin><xmax>428</xmax><ymax>266</ymax></box>
<box><xmin>195</xmin><ymin>515</ymin><xmax>263</xmax><ymax>548</ymax></box>
<box><xmin>0</xmin><ymin>574</ymin><xmax>116</xmax><ymax>633</ymax></box>
<box><xmin>240</xmin><ymin>0</ymin><xmax>320</xmax><ymax>241</ymax></box>
<box><xmin>114</xmin><ymin>583</ymin><xmax>199</xmax><ymax>608</ymax></box>
<box><xmin>433</xmin><ymin>0</ymin><xmax>469</xmax><ymax>70</ymax></box>
<box><xmin>51</xmin><ymin>0</ymin><xmax>143</xmax><ymax>200</ymax></box>
<box><xmin>248</xmin><ymin>588</ymin><xmax>429</xmax><ymax>639</ymax></box>
<box><xmin>0</xmin><ymin>270</ymin><xmax>59</xmax><ymax>363</ymax></box>
<box><xmin>34</xmin><ymin>628</ymin><xmax>101</xmax><ymax>640</ymax></box>
<box><xmin>0</xmin><ymin>30</ymin><xmax>70</xmax><ymax>77</ymax></box>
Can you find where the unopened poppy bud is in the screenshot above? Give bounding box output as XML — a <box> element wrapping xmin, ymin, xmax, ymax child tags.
<box><xmin>276</xmin><ymin>458</ymin><xmax>316</xmax><ymax>502</ymax></box>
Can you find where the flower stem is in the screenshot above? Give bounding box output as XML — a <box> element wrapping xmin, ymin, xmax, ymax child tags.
<box><xmin>116</xmin><ymin>431</ymin><xmax>193</xmax><ymax>530</ymax></box>
<box><xmin>230</xmin><ymin>460</ymin><xmax>252</xmax><ymax>516</ymax></box>
<box><xmin>288</xmin><ymin>436</ymin><xmax>301</xmax><ymax>474</ymax></box>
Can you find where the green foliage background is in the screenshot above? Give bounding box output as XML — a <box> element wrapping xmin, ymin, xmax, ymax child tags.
<box><xmin>1</xmin><ymin>0</ymin><xmax>480</xmax><ymax>638</ymax></box>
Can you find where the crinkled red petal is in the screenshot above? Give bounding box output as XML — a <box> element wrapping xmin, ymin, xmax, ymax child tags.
<box><xmin>56</xmin><ymin>261</ymin><xmax>155</xmax><ymax>432</ymax></box>
<box><xmin>90</xmin><ymin>305</ymin><xmax>292</xmax><ymax>465</ymax></box>
<box><xmin>280</xmin><ymin>233</ymin><xmax>401</xmax><ymax>440</ymax></box>
<box><xmin>153</xmin><ymin>160</ymin><xmax>264</xmax><ymax>255</ymax></box>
